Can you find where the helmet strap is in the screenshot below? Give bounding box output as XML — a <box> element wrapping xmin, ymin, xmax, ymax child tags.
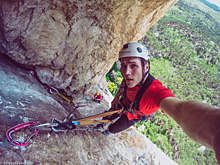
<box><xmin>139</xmin><ymin>59</ymin><xmax>150</xmax><ymax>88</ymax></box>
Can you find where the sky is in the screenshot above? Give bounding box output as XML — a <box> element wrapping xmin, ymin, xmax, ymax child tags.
<box><xmin>206</xmin><ymin>0</ymin><xmax>220</xmax><ymax>7</ymax></box>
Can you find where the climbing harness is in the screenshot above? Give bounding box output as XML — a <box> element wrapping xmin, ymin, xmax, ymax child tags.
<box><xmin>122</xmin><ymin>74</ymin><xmax>155</xmax><ymax>118</ymax></box>
<box><xmin>1</xmin><ymin>108</ymin><xmax>124</xmax><ymax>147</ymax></box>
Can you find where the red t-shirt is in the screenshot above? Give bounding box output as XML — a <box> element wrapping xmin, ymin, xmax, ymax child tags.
<box><xmin>124</xmin><ymin>79</ymin><xmax>175</xmax><ymax>120</ymax></box>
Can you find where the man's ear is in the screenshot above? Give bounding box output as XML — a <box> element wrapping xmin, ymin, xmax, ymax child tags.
<box><xmin>144</xmin><ymin>62</ymin><xmax>149</xmax><ymax>72</ymax></box>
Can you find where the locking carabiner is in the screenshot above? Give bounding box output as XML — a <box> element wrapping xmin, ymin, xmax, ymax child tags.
<box><xmin>6</xmin><ymin>121</ymin><xmax>38</xmax><ymax>147</ymax></box>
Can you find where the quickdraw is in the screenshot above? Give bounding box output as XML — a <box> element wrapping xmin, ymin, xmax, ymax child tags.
<box><xmin>29</xmin><ymin>70</ymin><xmax>88</xmax><ymax>108</ymax></box>
<box><xmin>1</xmin><ymin>108</ymin><xmax>124</xmax><ymax>147</ymax></box>
<box><xmin>49</xmin><ymin>86</ymin><xmax>72</xmax><ymax>103</ymax></box>
<box><xmin>5</xmin><ymin>121</ymin><xmax>38</xmax><ymax>147</ymax></box>
<box><xmin>43</xmin><ymin>84</ymin><xmax>88</xmax><ymax>107</ymax></box>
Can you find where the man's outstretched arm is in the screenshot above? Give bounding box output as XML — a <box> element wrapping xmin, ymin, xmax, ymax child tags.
<box><xmin>160</xmin><ymin>97</ymin><xmax>220</xmax><ymax>163</ymax></box>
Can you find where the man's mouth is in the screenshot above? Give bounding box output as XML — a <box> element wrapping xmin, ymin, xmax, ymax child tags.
<box><xmin>126</xmin><ymin>78</ymin><xmax>133</xmax><ymax>82</ymax></box>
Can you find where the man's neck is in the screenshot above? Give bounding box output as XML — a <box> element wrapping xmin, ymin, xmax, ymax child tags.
<box><xmin>137</xmin><ymin>73</ymin><xmax>149</xmax><ymax>87</ymax></box>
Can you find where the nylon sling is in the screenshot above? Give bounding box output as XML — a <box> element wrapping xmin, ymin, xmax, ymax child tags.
<box><xmin>127</xmin><ymin>73</ymin><xmax>155</xmax><ymax>116</ymax></box>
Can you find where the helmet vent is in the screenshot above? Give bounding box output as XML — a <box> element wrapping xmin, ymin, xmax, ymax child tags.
<box><xmin>137</xmin><ymin>47</ymin><xmax>142</xmax><ymax>53</ymax></box>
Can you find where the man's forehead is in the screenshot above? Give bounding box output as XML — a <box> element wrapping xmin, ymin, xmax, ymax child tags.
<box><xmin>120</xmin><ymin>57</ymin><xmax>141</xmax><ymax>63</ymax></box>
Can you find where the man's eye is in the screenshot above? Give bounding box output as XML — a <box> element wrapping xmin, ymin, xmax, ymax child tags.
<box><xmin>121</xmin><ymin>65</ymin><xmax>126</xmax><ymax>69</ymax></box>
<box><xmin>131</xmin><ymin>64</ymin><xmax>137</xmax><ymax>68</ymax></box>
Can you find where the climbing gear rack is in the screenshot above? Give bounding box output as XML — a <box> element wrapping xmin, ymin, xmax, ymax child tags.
<box><xmin>1</xmin><ymin>108</ymin><xmax>124</xmax><ymax>147</ymax></box>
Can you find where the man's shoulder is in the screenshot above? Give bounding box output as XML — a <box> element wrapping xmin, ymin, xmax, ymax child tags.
<box><xmin>144</xmin><ymin>79</ymin><xmax>173</xmax><ymax>96</ymax></box>
<box><xmin>148</xmin><ymin>79</ymin><xmax>164</xmax><ymax>89</ymax></box>
<box><xmin>142</xmin><ymin>79</ymin><xmax>175</xmax><ymax>106</ymax></box>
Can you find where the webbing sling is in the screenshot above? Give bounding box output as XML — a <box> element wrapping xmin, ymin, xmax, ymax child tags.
<box><xmin>75</xmin><ymin>108</ymin><xmax>124</xmax><ymax>125</ymax></box>
<box><xmin>135</xmin><ymin>73</ymin><xmax>155</xmax><ymax>111</ymax></box>
<box><xmin>128</xmin><ymin>73</ymin><xmax>155</xmax><ymax>116</ymax></box>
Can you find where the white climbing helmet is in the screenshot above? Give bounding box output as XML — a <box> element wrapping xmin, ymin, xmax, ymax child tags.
<box><xmin>119</xmin><ymin>42</ymin><xmax>150</xmax><ymax>61</ymax></box>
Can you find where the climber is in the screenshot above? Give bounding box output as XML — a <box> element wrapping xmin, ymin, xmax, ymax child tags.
<box><xmin>94</xmin><ymin>91</ymin><xmax>102</xmax><ymax>103</ymax></box>
<box><xmin>102</xmin><ymin>42</ymin><xmax>220</xmax><ymax>162</ymax></box>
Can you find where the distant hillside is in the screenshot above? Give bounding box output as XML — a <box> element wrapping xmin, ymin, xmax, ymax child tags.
<box><xmin>184</xmin><ymin>0</ymin><xmax>220</xmax><ymax>24</ymax></box>
<box><xmin>137</xmin><ymin>0</ymin><xmax>220</xmax><ymax>164</ymax></box>
<box><xmin>141</xmin><ymin>0</ymin><xmax>219</xmax><ymax>106</ymax></box>
<box><xmin>199</xmin><ymin>0</ymin><xmax>220</xmax><ymax>11</ymax></box>
<box><xmin>167</xmin><ymin>0</ymin><xmax>220</xmax><ymax>44</ymax></box>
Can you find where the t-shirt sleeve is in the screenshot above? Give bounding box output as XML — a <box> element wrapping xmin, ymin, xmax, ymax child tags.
<box><xmin>151</xmin><ymin>80</ymin><xmax>175</xmax><ymax>107</ymax></box>
<box><xmin>126</xmin><ymin>79</ymin><xmax>175</xmax><ymax>120</ymax></box>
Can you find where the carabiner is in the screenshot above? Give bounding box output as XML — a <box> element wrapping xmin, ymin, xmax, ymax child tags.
<box><xmin>6</xmin><ymin>121</ymin><xmax>38</xmax><ymax>147</ymax></box>
<box><xmin>51</xmin><ymin>118</ymin><xmax>79</xmax><ymax>132</ymax></box>
<box><xmin>50</xmin><ymin>86</ymin><xmax>58</xmax><ymax>94</ymax></box>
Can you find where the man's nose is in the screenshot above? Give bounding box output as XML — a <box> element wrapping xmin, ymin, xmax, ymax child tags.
<box><xmin>125</xmin><ymin>66</ymin><xmax>131</xmax><ymax>75</ymax></box>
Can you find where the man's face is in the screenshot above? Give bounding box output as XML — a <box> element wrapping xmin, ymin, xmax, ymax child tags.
<box><xmin>120</xmin><ymin>57</ymin><xmax>148</xmax><ymax>88</ymax></box>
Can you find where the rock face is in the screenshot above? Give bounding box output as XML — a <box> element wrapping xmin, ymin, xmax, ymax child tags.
<box><xmin>0</xmin><ymin>0</ymin><xmax>178</xmax><ymax>99</ymax></box>
<box><xmin>0</xmin><ymin>54</ymin><xmax>178</xmax><ymax>164</ymax></box>
<box><xmin>0</xmin><ymin>1</ymin><xmax>180</xmax><ymax>164</ymax></box>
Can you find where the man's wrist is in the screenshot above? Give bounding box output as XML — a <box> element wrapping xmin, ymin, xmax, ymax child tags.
<box><xmin>214</xmin><ymin>128</ymin><xmax>220</xmax><ymax>163</ymax></box>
